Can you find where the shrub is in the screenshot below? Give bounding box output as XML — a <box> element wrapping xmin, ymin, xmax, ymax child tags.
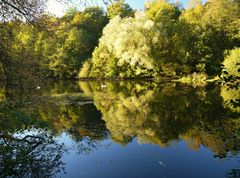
<box><xmin>221</xmin><ymin>85</ymin><xmax>240</xmax><ymax>113</ymax></box>
<box><xmin>222</xmin><ymin>48</ymin><xmax>240</xmax><ymax>78</ymax></box>
<box><xmin>78</xmin><ymin>59</ymin><xmax>92</xmax><ymax>78</ymax></box>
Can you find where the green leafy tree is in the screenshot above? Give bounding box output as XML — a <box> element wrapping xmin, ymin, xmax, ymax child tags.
<box><xmin>222</xmin><ymin>48</ymin><xmax>240</xmax><ymax>78</ymax></box>
<box><xmin>145</xmin><ymin>0</ymin><xmax>196</xmax><ymax>76</ymax></box>
<box><xmin>202</xmin><ymin>0</ymin><xmax>240</xmax><ymax>74</ymax></box>
<box><xmin>107</xmin><ymin>0</ymin><xmax>135</xmax><ymax>19</ymax></box>
<box><xmin>78</xmin><ymin>59</ymin><xmax>92</xmax><ymax>78</ymax></box>
<box><xmin>50</xmin><ymin>7</ymin><xmax>108</xmax><ymax>78</ymax></box>
<box><xmin>221</xmin><ymin>85</ymin><xmax>240</xmax><ymax>113</ymax></box>
<box><xmin>145</xmin><ymin>0</ymin><xmax>181</xmax><ymax>23</ymax></box>
<box><xmin>0</xmin><ymin>0</ymin><xmax>47</xmax><ymax>84</ymax></box>
<box><xmin>181</xmin><ymin>0</ymin><xmax>240</xmax><ymax>75</ymax></box>
<box><xmin>90</xmin><ymin>13</ymin><xmax>159</xmax><ymax>78</ymax></box>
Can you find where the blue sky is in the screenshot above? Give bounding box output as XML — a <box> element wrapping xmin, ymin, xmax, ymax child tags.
<box><xmin>125</xmin><ymin>0</ymin><xmax>208</xmax><ymax>10</ymax></box>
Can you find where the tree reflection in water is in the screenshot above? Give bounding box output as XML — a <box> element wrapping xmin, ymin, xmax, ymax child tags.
<box><xmin>0</xmin><ymin>129</ymin><xmax>65</xmax><ymax>177</ymax></box>
<box><xmin>0</xmin><ymin>80</ymin><xmax>239</xmax><ymax>177</ymax></box>
<box><xmin>79</xmin><ymin>81</ymin><xmax>240</xmax><ymax>157</ymax></box>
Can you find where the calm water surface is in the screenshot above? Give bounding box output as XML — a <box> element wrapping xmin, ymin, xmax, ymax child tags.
<box><xmin>0</xmin><ymin>81</ymin><xmax>239</xmax><ymax>178</ymax></box>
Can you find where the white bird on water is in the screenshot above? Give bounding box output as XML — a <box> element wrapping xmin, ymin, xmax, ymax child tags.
<box><xmin>159</xmin><ymin>161</ymin><xmax>166</xmax><ymax>167</ymax></box>
<box><xmin>101</xmin><ymin>83</ymin><xmax>106</xmax><ymax>88</ymax></box>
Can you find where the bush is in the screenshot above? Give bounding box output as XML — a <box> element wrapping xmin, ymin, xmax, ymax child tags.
<box><xmin>78</xmin><ymin>60</ymin><xmax>92</xmax><ymax>78</ymax></box>
<box><xmin>222</xmin><ymin>48</ymin><xmax>240</xmax><ymax>78</ymax></box>
<box><xmin>91</xmin><ymin>45</ymin><xmax>119</xmax><ymax>78</ymax></box>
<box><xmin>221</xmin><ymin>85</ymin><xmax>240</xmax><ymax>113</ymax></box>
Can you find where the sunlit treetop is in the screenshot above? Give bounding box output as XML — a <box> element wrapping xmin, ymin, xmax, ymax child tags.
<box><xmin>145</xmin><ymin>0</ymin><xmax>181</xmax><ymax>23</ymax></box>
<box><xmin>180</xmin><ymin>2</ymin><xmax>205</xmax><ymax>25</ymax></box>
<box><xmin>107</xmin><ymin>0</ymin><xmax>135</xmax><ymax>19</ymax></box>
<box><xmin>203</xmin><ymin>0</ymin><xmax>240</xmax><ymax>26</ymax></box>
<box><xmin>188</xmin><ymin>0</ymin><xmax>202</xmax><ymax>8</ymax></box>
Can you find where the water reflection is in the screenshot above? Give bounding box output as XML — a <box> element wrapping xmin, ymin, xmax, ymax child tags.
<box><xmin>0</xmin><ymin>129</ymin><xmax>65</xmax><ymax>177</ymax></box>
<box><xmin>79</xmin><ymin>81</ymin><xmax>240</xmax><ymax>157</ymax></box>
<box><xmin>0</xmin><ymin>80</ymin><xmax>239</xmax><ymax>177</ymax></box>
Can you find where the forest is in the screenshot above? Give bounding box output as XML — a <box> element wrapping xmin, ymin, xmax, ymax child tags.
<box><xmin>0</xmin><ymin>0</ymin><xmax>239</xmax><ymax>84</ymax></box>
<box><xmin>0</xmin><ymin>1</ymin><xmax>240</xmax><ymax>177</ymax></box>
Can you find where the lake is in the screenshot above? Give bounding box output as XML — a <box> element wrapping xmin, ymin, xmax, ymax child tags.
<box><xmin>0</xmin><ymin>80</ymin><xmax>239</xmax><ymax>178</ymax></box>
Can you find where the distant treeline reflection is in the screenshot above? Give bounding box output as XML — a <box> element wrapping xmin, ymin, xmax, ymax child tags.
<box><xmin>0</xmin><ymin>81</ymin><xmax>239</xmax><ymax>162</ymax></box>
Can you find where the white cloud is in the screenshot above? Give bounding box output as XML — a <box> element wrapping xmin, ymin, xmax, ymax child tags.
<box><xmin>46</xmin><ymin>0</ymin><xmax>65</xmax><ymax>17</ymax></box>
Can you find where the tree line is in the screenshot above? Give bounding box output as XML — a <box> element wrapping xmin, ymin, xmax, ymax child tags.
<box><xmin>0</xmin><ymin>0</ymin><xmax>239</xmax><ymax>82</ymax></box>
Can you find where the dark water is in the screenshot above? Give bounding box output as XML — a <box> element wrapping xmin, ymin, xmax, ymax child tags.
<box><xmin>0</xmin><ymin>80</ymin><xmax>239</xmax><ymax>178</ymax></box>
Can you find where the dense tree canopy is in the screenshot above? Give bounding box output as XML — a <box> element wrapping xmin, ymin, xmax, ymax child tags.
<box><xmin>90</xmin><ymin>12</ymin><xmax>159</xmax><ymax>78</ymax></box>
<box><xmin>48</xmin><ymin>6</ymin><xmax>108</xmax><ymax>78</ymax></box>
<box><xmin>0</xmin><ymin>6</ymin><xmax>108</xmax><ymax>80</ymax></box>
<box><xmin>107</xmin><ymin>0</ymin><xmax>135</xmax><ymax>19</ymax></box>
<box><xmin>79</xmin><ymin>0</ymin><xmax>239</xmax><ymax>79</ymax></box>
<box><xmin>222</xmin><ymin>48</ymin><xmax>240</xmax><ymax>78</ymax></box>
<box><xmin>0</xmin><ymin>0</ymin><xmax>239</xmax><ymax>82</ymax></box>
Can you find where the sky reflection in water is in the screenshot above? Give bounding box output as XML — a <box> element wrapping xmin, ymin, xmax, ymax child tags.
<box><xmin>0</xmin><ymin>81</ymin><xmax>239</xmax><ymax>178</ymax></box>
